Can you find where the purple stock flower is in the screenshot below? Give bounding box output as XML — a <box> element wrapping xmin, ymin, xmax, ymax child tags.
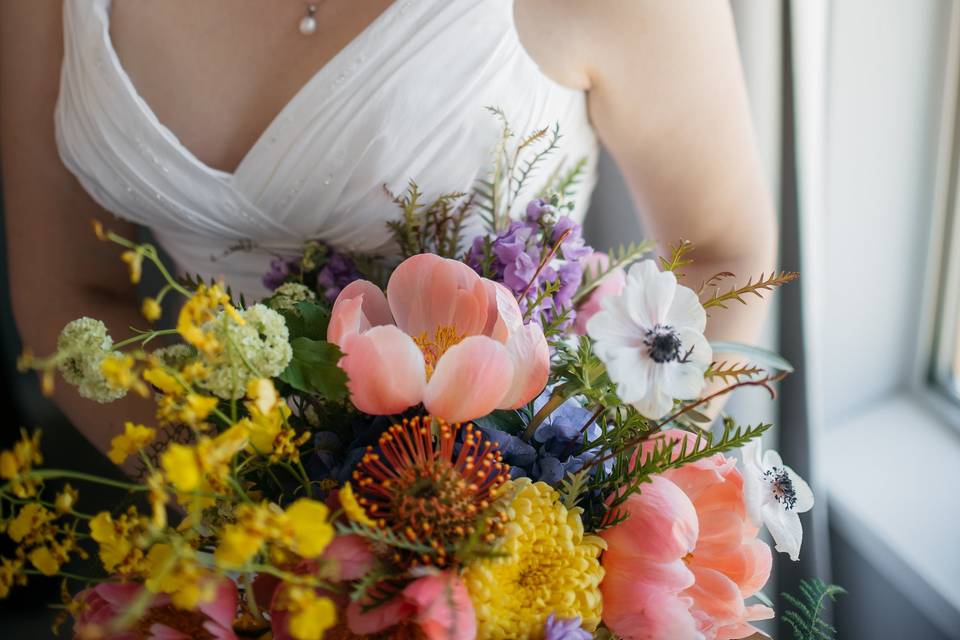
<box><xmin>552</xmin><ymin>216</ymin><xmax>592</xmax><ymax>261</ymax></box>
<box><xmin>543</xmin><ymin>613</ymin><xmax>592</xmax><ymax>640</ymax></box>
<box><xmin>262</xmin><ymin>255</ymin><xmax>303</xmax><ymax>291</ymax></box>
<box><xmin>526</xmin><ymin>198</ymin><xmax>557</xmax><ymax>223</ymax></box>
<box><xmin>315</xmin><ymin>250</ymin><xmax>361</xmax><ymax>302</ymax></box>
<box><xmin>468</xmin><ymin>199</ymin><xmax>594</xmax><ymax>333</ymax></box>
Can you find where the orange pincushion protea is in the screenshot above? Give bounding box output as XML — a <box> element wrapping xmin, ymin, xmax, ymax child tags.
<box><xmin>350</xmin><ymin>416</ymin><xmax>510</xmax><ymax>568</ymax></box>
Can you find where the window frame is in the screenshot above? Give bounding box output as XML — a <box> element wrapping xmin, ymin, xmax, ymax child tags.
<box><xmin>917</xmin><ymin>0</ymin><xmax>960</xmax><ymax>424</ymax></box>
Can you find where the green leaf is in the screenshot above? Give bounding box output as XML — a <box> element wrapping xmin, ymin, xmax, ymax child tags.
<box><xmin>472</xmin><ymin>409</ymin><xmax>527</xmax><ymax>436</ymax></box>
<box><xmin>709</xmin><ymin>341</ymin><xmax>794</xmax><ymax>373</ymax></box>
<box><xmin>279</xmin><ymin>337</ymin><xmax>348</xmax><ymax>401</ymax></box>
<box><xmin>281</xmin><ymin>301</ymin><xmax>331</xmax><ymax>342</ymax></box>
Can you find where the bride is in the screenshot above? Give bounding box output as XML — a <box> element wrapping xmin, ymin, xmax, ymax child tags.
<box><xmin>0</xmin><ymin>0</ymin><xmax>775</xmax><ymax>464</ymax></box>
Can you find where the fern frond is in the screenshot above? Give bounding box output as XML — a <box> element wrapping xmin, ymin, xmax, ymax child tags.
<box><xmin>336</xmin><ymin>521</ymin><xmax>435</xmax><ymax>555</ymax></box>
<box><xmin>658</xmin><ymin>239</ymin><xmax>695</xmax><ymax>276</ymax></box>
<box><xmin>705</xmin><ymin>361</ymin><xmax>765</xmax><ymax>383</ymax></box>
<box><xmin>701</xmin><ymin>271</ymin><xmax>800</xmax><ymax>310</ymax></box>
<box><xmin>558</xmin><ymin>469</ymin><xmax>591</xmax><ymax>510</ymax></box>
<box><xmin>782</xmin><ymin>578</ymin><xmax>846</xmax><ymax>640</ymax></box>
<box><xmin>540</xmin><ymin>156</ymin><xmax>588</xmax><ymax>202</ymax></box>
<box><xmin>510</xmin><ymin>123</ymin><xmax>561</xmax><ymax>204</ymax></box>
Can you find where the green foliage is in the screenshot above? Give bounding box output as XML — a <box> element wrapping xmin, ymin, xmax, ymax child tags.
<box><xmin>540</xmin><ymin>156</ymin><xmax>589</xmax><ymax>204</ymax></box>
<box><xmin>278</xmin><ymin>337</ymin><xmax>348</xmax><ymax>402</ymax></box>
<box><xmin>558</xmin><ymin>469</ymin><xmax>591</xmax><ymax>510</ymax></box>
<box><xmin>658</xmin><ymin>239</ymin><xmax>696</xmax><ymax>276</ymax></box>
<box><xmin>385</xmin><ymin>180</ymin><xmax>470</xmax><ymax>259</ymax></box>
<box><xmin>572</xmin><ymin>240</ymin><xmax>656</xmax><ymax>304</ymax></box>
<box><xmin>276</xmin><ymin>300</ymin><xmax>331</xmax><ymax>342</ymax></box>
<box><xmin>782</xmin><ymin>579</ymin><xmax>847</xmax><ymax>640</ymax></box>
<box><xmin>710</xmin><ymin>341</ymin><xmax>795</xmax><ymax>373</ymax></box>
<box><xmin>472</xmin><ymin>408</ymin><xmax>530</xmax><ymax>436</ymax></box>
<box><xmin>475</xmin><ymin>106</ymin><xmax>563</xmax><ymax>232</ymax></box>
<box><xmin>701</xmin><ymin>271</ymin><xmax>800</xmax><ymax>310</ymax></box>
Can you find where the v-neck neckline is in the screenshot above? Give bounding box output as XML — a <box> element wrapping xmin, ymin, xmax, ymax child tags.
<box><xmin>97</xmin><ymin>0</ymin><xmax>404</xmax><ymax>181</ymax></box>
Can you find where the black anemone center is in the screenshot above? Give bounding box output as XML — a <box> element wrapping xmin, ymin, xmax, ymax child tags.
<box><xmin>764</xmin><ymin>467</ymin><xmax>797</xmax><ymax>510</ymax></box>
<box><xmin>644</xmin><ymin>324</ymin><xmax>683</xmax><ymax>363</ymax></box>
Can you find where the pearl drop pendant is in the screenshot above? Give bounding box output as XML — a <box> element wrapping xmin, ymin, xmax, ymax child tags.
<box><xmin>299</xmin><ymin>4</ymin><xmax>318</xmax><ymax>36</ymax></box>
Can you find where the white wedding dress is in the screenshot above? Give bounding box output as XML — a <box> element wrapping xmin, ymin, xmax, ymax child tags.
<box><xmin>55</xmin><ymin>0</ymin><xmax>598</xmax><ymax>299</ymax></box>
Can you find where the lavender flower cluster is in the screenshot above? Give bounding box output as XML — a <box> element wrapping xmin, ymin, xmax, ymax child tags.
<box><xmin>262</xmin><ymin>242</ymin><xmax>361</xmax><ymax>303</ymax></box>
<box><xmin>467</xmin><ymin>199</ymin><xmax>593</xmax><ymax>332</ymax></box>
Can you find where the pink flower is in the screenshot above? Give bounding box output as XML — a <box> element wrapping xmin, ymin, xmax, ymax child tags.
<box><xmin>403</xmin><ymin>571</ymin><xmax>477</xmax><ymax>640</ymax></box>
<box><xmin>322</xmin><ymin>534</ymin><xmax>375</xmax><ymax>582</ymax></box>
<box><xmin>601</xmin><ymin>431</ymin><xmax>773</xmax><ymax>640</ymax></box>
<box><xmin>573</xmin><ymin>252</ymin><xmax>625</xmax><ymax>335</ymax></box>
<box><xmin>73</xmin><ymin>579</ymin><xmax>238</xmax><ymax>640</ymax></box>
<box><xmin>327</xmin><ymin>253</ymin><xmax>549</xmax><ymax>422</ymax></box>
<box><xmin>346</xmin><ymin>570</ymin><xmax>475</xmax><ymax>639</ymax></box>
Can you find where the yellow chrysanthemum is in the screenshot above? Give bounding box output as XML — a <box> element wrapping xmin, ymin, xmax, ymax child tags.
<box><xmin>107</xmin><ymin>422</ymin><xmax>156</xmax><ymax>465</ymax></box>
<box><xmin>339</xmin><ymin>483</ymin><xmax>375</xmax><ymax>528</ymax></box>
<box><xmin>463</xmin><ymin>479</ymin><xmax>606</xmax><ymax>640</ymax></box>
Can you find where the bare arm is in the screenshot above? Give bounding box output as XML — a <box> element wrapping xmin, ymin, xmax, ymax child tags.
<box><xmin>1</xmin><ymin>1</ymin><xmax>154</xmax><ymax>463</ymax></box>
<box><xmin>518</xmin><ymin>0</ymin><xmax>778</xmax><ymax>355</ymax></box>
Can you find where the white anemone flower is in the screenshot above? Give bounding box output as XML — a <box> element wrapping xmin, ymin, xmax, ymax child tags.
<box><xmin>742</xmin><ymin>440</ymin><xmax>815</xmax><ymax>561</ymax></box>
<box><xmin>586</xmin><ymin>259</ymin><xmax>712</xmax><ymax>419</ymax></box>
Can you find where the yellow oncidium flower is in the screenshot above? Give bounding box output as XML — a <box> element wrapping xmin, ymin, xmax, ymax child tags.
<box><xmin>141</xmin><ymin>297</ymin><xmax>162</xmax><ymax>323</ymax></box>
<box><xmin>339</xmin><ymin>483</ymin><xmax>376</xmax><ymax>528</ymax></box>
<box><xmin>144</xmin><ymin>543</ymin><xmax>217</xmax><ymax>610</ymax></box>
<box><xmin>28</xmin><ymin>547</ymin><xmax>61</xmax><ymax>576</ymax></box>
<box><xmin>0</xmin><ymin>557</ymin><xmax>25</xmax><ymax>599</ymax></box>
<box><xmin>107</xmin><ymin>422</ymin><xmax>156</xmax><ymax>465</ymax></box>
<box><xmin>7</xmin><ymin>503</ymin><xmax>55</xmax><ymax>543</ymax></box>
<box><xmin>91</xmin><ymin>219</ymin><xmax>108</xmax><ymax>242</ymax></box>
<box><xmin>143</xmin><ymin>366</ymin><xmax>183</xmax><ymax>396</ymax></box>
<box><xmin>146</xmin><ymin>472</ymin><xmax>168</xmax><ymax>530</ymax></box>
<box><xmin>100</xmin><ymin>354</ymin><xmax>148</xmax><ymax>398</ymax></box>
<box><xmin>89</xmin><ymin>508</ymin><xmax>148</xmax><ymax>575</ymax></box>
<box><xmin>176</xmin><ymin>283</ymin><xmax>243</xmax><ymax>356</ymax></box>
<box><xmin>213</xmin><ymin>499</ymin><xmax>334</xmax><ymax>570</ymax></box>
<box><xmin>160</xmin><ymin>423</ymin><xmax>249</xmax><ymax>511</ymax></box>
<box><xmin>283</xmin><ymin>499</ymin><xmax>335</xmax><ymax>559</ymax></box>
<box><xmin>283</xmin><ymin>586</ymin><xmax>337</xmax><ymax>640</ymax></box>
<box><xmin>54</xmin><ymin>484</ymin><xmax>79</xmax><ymax>514</ymax></box>
<box><xmin>0</xmin><ymin>429</ymin><xmax>42</xmax><ymax>498</ymax></box>
<box><xmin>120</xmin><ymin>250</ymin><xmax>143</xmax><ymax>284</ymax></box>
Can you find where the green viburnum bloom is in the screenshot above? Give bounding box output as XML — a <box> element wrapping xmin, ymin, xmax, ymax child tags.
<box><xmin>200</xmin><ymin>304</ymin><xmax>293</xmax><ymax>400</ymax></box>
<box><xmin>56</xmin><ymin>318</ymin><xmax>127</xmax><ymax>403</ymax></box>
<box><xmin>266</xmin><ymin>282</ymin><xmax>316</xmax><ymax>313</ymax></box>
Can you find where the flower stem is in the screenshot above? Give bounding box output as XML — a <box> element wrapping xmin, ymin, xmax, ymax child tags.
<box><xmin>522</xmin><ymin>389</ymin><xmax>567</xmax><ymax>441</ymax></box>
<box><xmin>1</xmin><ymin>470</ymin><xmax>147</xmax><ymax>494</ymax></box>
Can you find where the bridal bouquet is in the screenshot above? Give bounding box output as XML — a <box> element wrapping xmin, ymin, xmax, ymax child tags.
<box><xmin>5</xmin><ymin>114</ymin><xmax>834</xmax><ymax>639</ymax></box>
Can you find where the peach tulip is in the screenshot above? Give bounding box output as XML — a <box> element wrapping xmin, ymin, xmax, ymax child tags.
<box><xmin>573</xmin><ymin>252</ymin><xmax>626</xmax><ymax>335</ymax></box>
<box><xmin>327</xmin><ymin>253</ymin><xmax>549</xmax><ymax>422</ymax></box>
<box><xmin>602</xmin><ymin>431</ymin><xmax>773</xmax><ymax>640</ymax></box>
<box><xmin>74</xmin><ymin>579</ymin><xmax>238</xmax><ymax>640</ymax></box>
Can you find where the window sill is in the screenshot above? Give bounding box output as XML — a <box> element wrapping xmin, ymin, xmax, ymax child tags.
<box><xmin>823</xmin><ymin>392</ymin><xmax>960</xmax><ymax>636</ymax></box>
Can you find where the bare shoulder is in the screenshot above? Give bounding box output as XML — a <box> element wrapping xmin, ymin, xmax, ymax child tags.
<box><xmin>512</xmin><ymin>0</ymin><xmax>592</xmax><ymax>91</ymax></box>
<box><xmin>513</xmin><ymin>0</ymin><xmax>736</xmax><ymax>90</ymax></box>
